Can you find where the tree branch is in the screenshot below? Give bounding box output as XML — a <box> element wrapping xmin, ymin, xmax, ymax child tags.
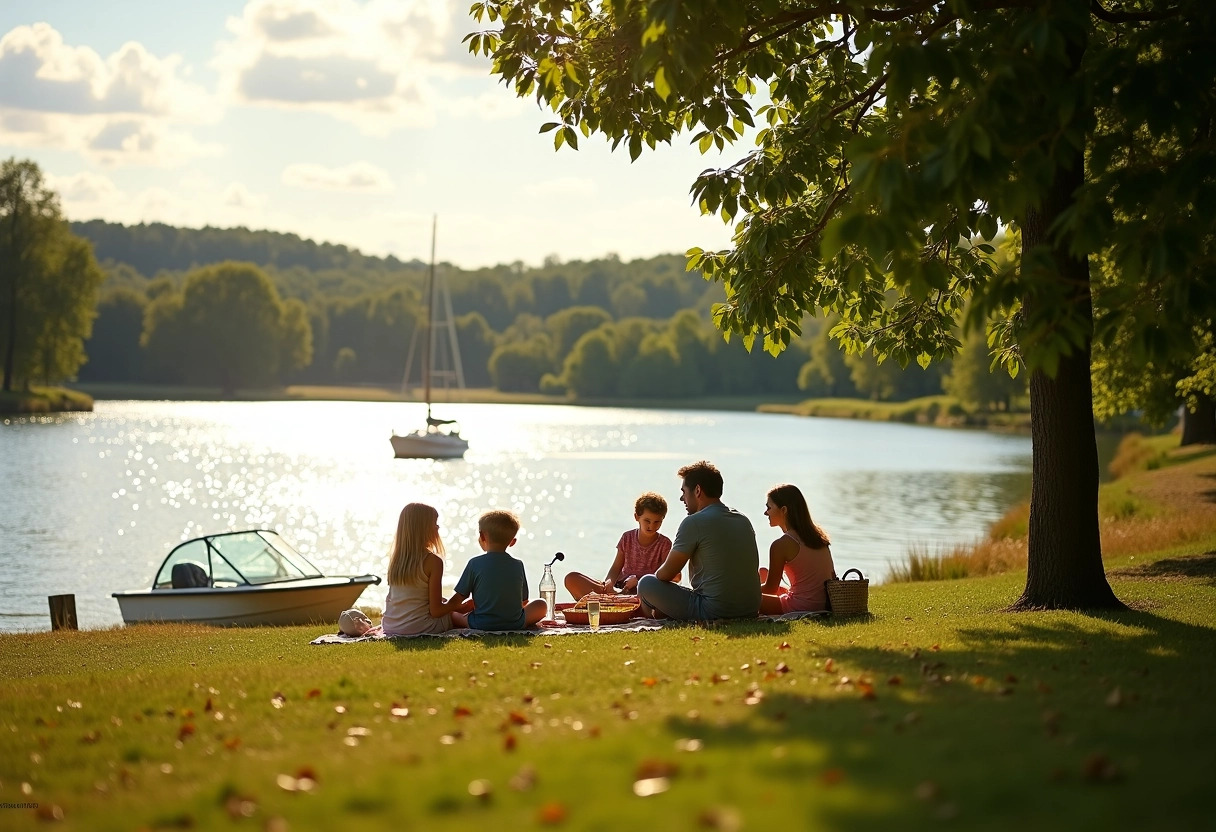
<box><xmin>1089</xmin><ymin>0</ymin><xmax>1182</xmax><ymax>23</ymax></box>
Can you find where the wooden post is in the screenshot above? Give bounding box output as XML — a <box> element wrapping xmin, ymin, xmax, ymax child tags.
<box><xmin>49</xmin><ymin>594</ymin><xmax>78</xmax><ymax>631</ymax></box>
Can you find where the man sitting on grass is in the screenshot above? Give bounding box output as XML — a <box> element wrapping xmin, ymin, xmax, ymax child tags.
<box><xmin>637</xmin><ymin>460</ymin><xmax>761</xmax><ymax>622</ymax></box>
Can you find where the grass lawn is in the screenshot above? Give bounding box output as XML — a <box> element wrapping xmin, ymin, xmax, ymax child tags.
<box><xmin>74</xmin><ymin>382</ymin><xmax>805</xmax><ymax>413</ymax></box>
<box><xmin>0</xmin><ymin>385</ymin><xmax>93</xmax><ymax>415</ymax></box>
<box><xmin>2</xmin><ymin>540</ymin><xmax>1214</xmax><ymax>830</ymax></box>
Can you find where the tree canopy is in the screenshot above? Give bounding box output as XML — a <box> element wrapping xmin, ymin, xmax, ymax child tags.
<box><xmin>472</xmin><ymin>0</ymin><xmax>1216</xmax><ymax>609</ymax></box>
<box><xmin>1</xmin><ymin>158</ymin><xmax>104</xmax><ymax>390</ymax></box>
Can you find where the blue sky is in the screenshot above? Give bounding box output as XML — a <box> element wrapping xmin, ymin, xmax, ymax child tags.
<box><xmin>0</xmin><ymin>0</ymin><xmax>736</xmax><ymax>268</ymax></box>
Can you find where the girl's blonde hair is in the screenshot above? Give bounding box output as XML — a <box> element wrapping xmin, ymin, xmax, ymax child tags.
<box><xmin>387</xmin><ymin>503</ymin><xmax>444</xmax><ymax>586</ymax></box>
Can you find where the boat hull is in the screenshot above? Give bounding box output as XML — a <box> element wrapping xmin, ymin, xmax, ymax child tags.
<box><xmin>390</xmin><ymin>431</ymin><xmax>468</xmax><ymax>459</ymax></box>
<box><xmin>112</xmin><ymin>575</ymin><xmax>380</xmax><ymax>626</ymax></box>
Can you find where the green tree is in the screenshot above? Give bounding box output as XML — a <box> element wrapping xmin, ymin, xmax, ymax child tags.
<box><xmin>944</xmin><ymin>329</ymin><xmax>1027</xmax><ymax>411</ymax></box>
<box><xmin>142</xmin><ymin>262</ymin><xmax>311</xmax><ymax>392</ymax></box>
<box><xmin>560</xmin><ymin>327</ymin><xmax>619</xmax><ymax>397</ymax></box>
<box><xmin>0</xmin><ymin>158</ymin><xmax>104</xmax><ymax>389</ymax></box>
<box><xmin>80</xmin><ymin>288</ymin><xmax>148</xmax><ymax>382</ymax></box>
<box><xmin>545</xmin><ymin>305</ymin><xmax>614</xmax><ymax>359</ymax></box>
<box><xmin>489</xmin><ymin>334</ymin><xmax>553</xmax><ymax>392</ymax></box>
<box><xmin>475</xmin><ymin>0</ymin><xmax>1216</xmax><ymax>609</ymax></box>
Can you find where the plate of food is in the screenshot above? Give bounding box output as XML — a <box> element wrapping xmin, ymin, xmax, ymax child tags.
<box><xmin>559</xmin><ymin>593</ymin><xmax>641</xmax><ymax>625</ymax></box>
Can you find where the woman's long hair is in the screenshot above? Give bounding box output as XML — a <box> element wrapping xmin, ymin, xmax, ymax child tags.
<box><xmin>767</xmin><ymin>484</ymin><xmax>830</xmax><ymax>549</ymax></box>
<box><xmin>387</xmin><ymin>502</ymin><xmax>444</xmax><ymax>586</ymax></box>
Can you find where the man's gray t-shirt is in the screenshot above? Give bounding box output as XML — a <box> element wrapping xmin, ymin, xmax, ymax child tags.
<box><xmin>671</xmin><ymin>503</ymin><xmax>761</xmax><ymax>618</ymax></box>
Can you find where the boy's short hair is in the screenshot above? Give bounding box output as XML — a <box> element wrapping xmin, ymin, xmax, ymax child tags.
<box><xmin>677</xmin><ymin>460</ymin><xmax>724</xmax><ymax>499</ymax></box>
<box><xmin>479</xmin><ymin>510</ymin><xmax>521</xmax><ymax>548</ymax></box>
<box><xmin>634</xmin><ymin>491</ymin><xmax>668</xmax><ymax>517</ymax></box>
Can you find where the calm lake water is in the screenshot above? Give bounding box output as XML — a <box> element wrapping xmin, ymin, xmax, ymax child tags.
<box><xmin>0</xmin><ymin>401</ymin><xmax>1033</xmax><ymax>631</ymax></box>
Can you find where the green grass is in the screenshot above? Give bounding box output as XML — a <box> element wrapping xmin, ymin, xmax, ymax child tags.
<box><xmin>74</xmin><ymin>382</ymin><xmax>806</xmax><ymax>412</ymax></box>
<box><xmin>0</xmin><ymin>385</ymin><xmax>93</xmax><ymax>415</ymax></box>
<box><xmin>758</xmin><ymin>394</ymin><xmax>1033</xmax><ymax>429</ymax></box>
<box><xmin>3</xmin><ymin>547</ymin><xmax>1215</xmax><ymax>831</ymax></box>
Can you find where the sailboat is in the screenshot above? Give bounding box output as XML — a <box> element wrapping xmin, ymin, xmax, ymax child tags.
<box><xmin>390</xmin><ymin>217</ymin><xmax>470</xmax><ymax>459</ymax></box>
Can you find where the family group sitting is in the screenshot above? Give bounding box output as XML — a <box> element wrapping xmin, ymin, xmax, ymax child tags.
<box><xmin>342</xmin><ymin>459</ymin><xmax>836</xmax><ymax>637</ymax></box>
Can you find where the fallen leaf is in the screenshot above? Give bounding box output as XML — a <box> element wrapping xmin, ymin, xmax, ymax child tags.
<box><xmin>642</xmin><ymin>678</ymin><xmax>658</xmax><ymax>688</ymax></box>
<box><xmin>468</xmin><ymin>779</ymin><xmax>492</xmax><ymax>801</ymax></box>
<box><xmin>35</xmin><ymin>804</ymin><xmax>64</xmax><ymax>822</ymax></box>
<box><xmin>775</xmin><ymin>662</ymin><xmax>790</xmax><ymax>674</ymax></box>
<box><xmin>763</xmin><ymin>671</ymin><xmax>779</xmax><ymax>682</ymax></box>
<box><xmin>507</xmin><ymin>710</ymin><xmax>531</xmax><ymax>726</ymax></box>
<box><xmin>333</xmin><ymin>705</ymin><xmax>346</xmax><ymax>714</ymax></box>
<box><xmin>224</xmin><ymin>737</ymin><xmax>242</xmax><ymax>751</ymax></box>
<box><xmin>509</xmin><ymin>765</ymin><xmax>537</xmax><ymax>791</ymax></box>
<box><xmin>777</xmin><ymin>641</ymin><xmax>791</xmax><ymax>651</ymax></box>
<box><xmin>223</xmin><ymin>793</ymin><xmax>258</xmax><ymax>819</ymax></box>
<box><xmin>178</xmin><ymin>723</ymin><xmax>195</xmax><ymax>741</ymax></box>
<box><xmin>823</xmin><ymin>658</ymin><xmax>835</xmax><ymax>673</ymax></box>
<box><xmin>697</xmin><ymin>806</ymin><xmax>742</xmax><ymax>830</ymax></box>
<box><xmin>307</xmin><ymin>688</ymin><xmax>322</xmax><ymax>699</ymax></box>
<box><xmin>1082</xmin><ymin>753</ymin><xmax>1121</xmax><ymax>782</ymax></box>
<box><xmin>858</xmin><ymin>681</ymin><xmax>876</xmax><ymax>700</ymax></box>
<box><xmin>636</xmin><ymin>759</ymin><xmax>680</xmax><ymax>780</ymax></box>
<box><xmin>270</xmin><ymin>693</ymin><xmax>285</xmax><ymax>709</ymax></box>
<box><xmin>390</xmin><ymin>707</ymin><xmax>410</xmax><ymax>718</ymax></box>
<box><xmin>80</xmin><ymin>731</ymin><xmax>100</xmax><ymax>744</ymax></box>
<box><xmin>204</xmin><ymin>697</ymin><xmax>213</xmax><ymax>712</ymax></box>
<box><xmin>537</xmin><ymin>801</ymin><xmax>567</xmax><ymax>824</ymax></box>
<box><xmin>675</xmin><ymin>738</ymin><xmax>703</xmax><ymax>752</ymax></box>
<box><xmin>711</xmin><ymin>674</ymin><xmax>730</xmax><ymax>684</ymax></box>
<box><xmin>504</xmin><ymin>733</ymin><xmax>517</xmax><ymax>752</ymax></box>
<box><xmin>633</xmin><ymin>777</ymin><xmax>670</xmax><ymax>797</ymax></box>
<box><xmin>454</xmin><ymin>705</ymin><xmax>473</xmax><ymax>718</ymax></box>
<box><xmin>1105</xmin><ymin>687</ymin><xmax>1124</xmax><ymax>708</ymax></box>
<box><xmin>888</xmin><ymin>675</ymin><xmax>903</xmax><ymax>685</ymax></box>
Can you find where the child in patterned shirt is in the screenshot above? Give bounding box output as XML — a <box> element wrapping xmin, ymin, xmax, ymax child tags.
<box><xmin>563</xmin><ymin>492</ymin><xmax>675</xmax><ymax>600</ymax></box>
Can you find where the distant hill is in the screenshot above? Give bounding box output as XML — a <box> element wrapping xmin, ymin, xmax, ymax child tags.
<box><xmin>70</xmin><ymin>219</ymin><xmax>419</xmax><ymax>278</ymax></box>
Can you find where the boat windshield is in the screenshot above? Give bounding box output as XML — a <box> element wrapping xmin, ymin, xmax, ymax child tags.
<box><xmin>211</xmin><ymin>531</ymin><xmax>324</xmax><ymax>584</ymax></box>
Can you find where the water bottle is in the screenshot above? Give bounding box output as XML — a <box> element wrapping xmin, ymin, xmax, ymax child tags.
<box><xmin>539</xmin><ymin>563</ymin><xmax>557</xmax><ymax>622</ymax></box>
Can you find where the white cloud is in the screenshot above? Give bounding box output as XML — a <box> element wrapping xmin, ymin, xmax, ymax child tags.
<box><xmin>281</xmin><ymin>161</ymin><xmax>395</xmax><ymax>192</ymax></box>
<box><xmin>0</xmin><ymin>23</ymin><xmax>220</xmax><ymax>166</ymax></box>
<box><xmin>53</xmin><ymin>171</ymin><xmax>270</xmax><ymax>230</ymax></box>
<box><xmin>47</xmin><ymin>170</ymin><xmax>122</xmax><ymax>203</ymax></box>
<box><xmin>214</xmin><ymin>0</ymin><xmax>504</xmax><ymax>134</ymax></box>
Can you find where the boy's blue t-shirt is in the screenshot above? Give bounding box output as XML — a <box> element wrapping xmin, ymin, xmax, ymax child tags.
<box><xmin>454</xmin><ymin>551</ymin><xmax>528</xmax><ymax>630</ymax></box>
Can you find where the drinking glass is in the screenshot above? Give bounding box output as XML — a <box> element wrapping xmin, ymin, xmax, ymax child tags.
<box><xmin>587</xmin><ymin>600</ymin><xmax>600</xmax><ymax>631</ymax></box>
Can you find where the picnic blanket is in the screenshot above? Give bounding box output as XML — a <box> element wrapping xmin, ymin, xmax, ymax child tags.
<box><xmin>310</xmin><ymin>609</ymin><xmax>830</xmax><ymax>644</ymax></box>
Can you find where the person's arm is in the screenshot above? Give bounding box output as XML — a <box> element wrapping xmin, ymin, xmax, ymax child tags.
<box><xmin>655</xmin><ymin>548</ymin><xmax>691</xmax><ymax>583</ymax></box>
<box><xmin>602</xmin><ymin>547</ymin><xmax>627</xmax><ymax>590</ymax></box>
<box><xmin>762</xmin><ymin>536</ymin><xmax>798</xmax><ymax>594</ymax></box>
<box><xmin>426</xmin><ymin>554</ymin><xmax>450</xmax><ymax>618</ymax></box>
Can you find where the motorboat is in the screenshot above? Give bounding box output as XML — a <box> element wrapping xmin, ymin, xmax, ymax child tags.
<box><xmin>112</xmin><ymin>529</ymin><xmax>381</xmax><ymax>626</ymax></box>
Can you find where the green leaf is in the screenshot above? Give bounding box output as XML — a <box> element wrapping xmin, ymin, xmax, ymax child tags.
<box><xmin>539</xmin><ymin>122</ymin><xmax>561</xmax><ymax>134</ymax></box>
<box><xmin>654</xmin><ymin>67</ymin><xmax>671</xmax><ymax>101</ymax></box>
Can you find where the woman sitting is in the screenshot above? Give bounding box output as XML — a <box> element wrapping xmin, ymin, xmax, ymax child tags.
<box><xmin>759</xmin><ymin>483</ymin><xmax>835</xmax><ymax>614</ymax></box>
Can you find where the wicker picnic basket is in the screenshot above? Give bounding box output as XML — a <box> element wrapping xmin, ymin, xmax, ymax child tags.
<box><xmin>824</xmin><ymin>568</ymin><xmax>869</xmax><ymax>615</ymax></box>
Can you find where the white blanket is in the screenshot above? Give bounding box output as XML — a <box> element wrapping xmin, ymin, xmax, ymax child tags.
<box><xmin>309</xmin><ymin>610</ymin><xmax>830</xmax><ymax>644</ymax></box>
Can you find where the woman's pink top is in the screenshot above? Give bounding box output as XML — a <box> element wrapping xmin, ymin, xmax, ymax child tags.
<box><xmin>617</xmin><ymin>529</ymin><xmax>672</xmax><ymax>578</ymax></box>
<box><xmin>779</xmin><ymin>533</ymin><xmax>836</xmax><ymax>613</ymax></box>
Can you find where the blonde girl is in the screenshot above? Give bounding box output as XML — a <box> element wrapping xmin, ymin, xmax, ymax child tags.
<box><xmin>381</xmin><ymin>503</ymin><xmax>473</xmax><ymax>635</ymax></box>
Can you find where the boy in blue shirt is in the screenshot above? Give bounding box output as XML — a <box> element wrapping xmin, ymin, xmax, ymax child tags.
<box><xmin>451</xmin><ymin>510</ymin><xmax>547</xmax><ymax>630</ymax></box>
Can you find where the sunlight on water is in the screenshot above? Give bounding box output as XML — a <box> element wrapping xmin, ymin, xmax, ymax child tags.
<box><xmin>0</xmin><ymin>401</ymin><xmax>1031</xmax><ymax>631</ymax></box>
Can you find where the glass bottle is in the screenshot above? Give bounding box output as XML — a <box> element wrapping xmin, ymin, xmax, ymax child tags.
<box><xmin>539</xmin><ymin>564</ymin><xmax>557</xmax><ymax>622</ymax></box>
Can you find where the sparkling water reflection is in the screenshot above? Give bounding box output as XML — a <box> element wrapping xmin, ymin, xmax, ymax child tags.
<box><xmin>0</xmin><ymin>401</ymin><xmax>1032</xmax><ymax>631</ymax></box>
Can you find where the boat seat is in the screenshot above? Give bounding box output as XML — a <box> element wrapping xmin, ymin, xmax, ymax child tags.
<box><xmin>171</xmin><ymin>561</ymin><xmax>211</xmax><ymax>588</ymax></box>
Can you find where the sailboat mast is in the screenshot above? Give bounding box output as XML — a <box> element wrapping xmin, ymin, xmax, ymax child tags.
<box><xmin>423</xmin><ymin>215</ymin><xmax>436</xmax><ymax>424</ymax></box>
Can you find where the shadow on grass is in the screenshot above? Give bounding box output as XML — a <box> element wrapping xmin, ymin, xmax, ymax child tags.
<box><xmin>1108</xmin><ymin>550</ymin><xmax>1216</xmax><ymax>585</ymax></box>
<box><xmin>655</xmin><ymin>607</ymin><xmax>1216</xmax><ymax>830</ymax></box>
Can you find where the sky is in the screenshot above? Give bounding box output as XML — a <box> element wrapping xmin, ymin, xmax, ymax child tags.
<box><xmin>0</xmin><ymin>0</ymin><xmax>739</xmax><ymax>269</ymax></box>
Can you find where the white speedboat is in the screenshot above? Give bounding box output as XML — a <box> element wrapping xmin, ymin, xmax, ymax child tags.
<box><xmin>113</xmin><ymin>530</ymin><xmax>380</xmax><ymax>626</ymax></box>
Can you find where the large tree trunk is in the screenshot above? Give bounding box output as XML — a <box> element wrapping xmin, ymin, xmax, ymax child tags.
<box><xmin>1010</xmin><ymin>7</ymin><xmax>1121</xmax><ymax>611</ymax></box>
<box><xmin>1180</xmin><ymin>395</ymin><xmax>1216</xmax><ymax>446</ymax></box>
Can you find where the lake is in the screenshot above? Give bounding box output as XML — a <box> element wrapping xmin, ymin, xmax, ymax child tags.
<box><xmin>0</xmin><ymin>400</ymin><xmax>1033</xmax><ymax>631</ymax></box>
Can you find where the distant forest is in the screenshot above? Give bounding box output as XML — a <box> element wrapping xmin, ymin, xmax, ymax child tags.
<box><xmin>74</xmin><ymin>220</ymin><xmax>1015</xmax><ymax>407</ymax></box>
